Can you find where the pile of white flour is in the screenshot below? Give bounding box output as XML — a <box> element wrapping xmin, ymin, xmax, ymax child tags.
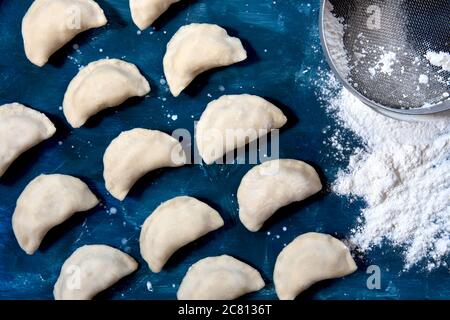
<box><xmin>322</xmin><ymin>2</ymin><xmax>450</xmax><ymax>271</ymax></box>
<box><xmin>327</xmin><ymin>86</ymin><xmax>449</xmax><ymax>271</ymax></box>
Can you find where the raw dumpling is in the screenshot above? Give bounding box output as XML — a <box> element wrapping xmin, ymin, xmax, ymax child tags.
<box><xmin>177</xmin><ymin>255</ymin><xmax>265</xmax><ymax>300</ymax></box>
<box><xmin>140</xmin><ymin>196</ymin><xmax>224</xmax><ymax>273</ymax></box>
<box><xmin>12</xmin><ymin>174</ymin><xmax>99</xmax><ymax>255</ymax></box>
<box><xmin>63</xmin><ymin>59</ymin><xmax>150</xmax><ymax>128</ymax></box>
<box><xmin>22</xmin><ymin>0</ymin><xmax>107</xmax><ymax>66</ymax></box>
<box><xmin>274</xmin><ymin>233</ymin><xmax>357</xmax><ymax>300</ymax></box>
<box><xmin>196</xmin><ymin>95</ymin><xmax>287</xmax><ymax>165</ymax></box>
<box><xmin>238</xmin><ymin>159</ymin><xmax>322</xmax><ymax>231</ymax></box>
<box><xmin>54</xmin><ymin>245</ymin><xmax>138</xmax><ymax>300</ymax></box>
<box><xmin>130</xmin><ymin>0</ymin><xmax>181</xmax><ymax>30</ymax></box>
<box><xmin>0</xmin><ymin>103</ymin><xmax>56</xmax><ymax>178</ymax></box>
<box><xmin>164</xmin><ymin>24</ymin><xmax>247</xmax><ymax>97</ymax></box>
<box><xmin>103</xmin><ymin>128</ymin><xmax>186</xmax><ymax>200</ymax></box>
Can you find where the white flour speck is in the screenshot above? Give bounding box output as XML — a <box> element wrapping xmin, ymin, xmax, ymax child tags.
<box><xmin>369</xmin><ymin>51</ymin><xmax>397</xmax><ymax>76</ymax></box>
<box><xmin>418</xmin><ymin>74</ymin><xmax>429</xmax><ymax>84</ymax></box>
<box><xmin>425</xmin><ymin>51</ymin><xmax>450</xmax><ymax>71</ymax></box>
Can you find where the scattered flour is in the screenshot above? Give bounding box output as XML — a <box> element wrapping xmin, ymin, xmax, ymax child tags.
<box><xmin>322</xmin><ymin>1</ymin><xmax>450</xmax><ymax>271</ymax></box>
<box><xmin>369</xmin><ymin>51</ymin><xmax>397</xmax><ymax>77</ymax></box>
<box><xmin>320</xmin><ymin>76</ymin><xmax>450</xmax><ymax>271</ymax></box>
<box><xmin>338</xmin><ymin>91</ymin><xmax>448</xmax><ymax>271</ymax></box>
<box><xmin>425</xmin><ymin>51</ymin><xmax>450</xmax><ymax>72</ymax></box>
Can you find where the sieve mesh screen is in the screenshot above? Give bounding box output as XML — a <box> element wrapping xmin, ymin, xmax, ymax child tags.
<box><xmin>326</xmin><ymin>0</ymin><xmax>449</xmax><ymax>110</ymax></box>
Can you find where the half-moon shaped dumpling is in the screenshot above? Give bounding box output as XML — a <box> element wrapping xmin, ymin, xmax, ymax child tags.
<box><xmin>0</xmin><ymin>103</ymin><xmax>56</xmax><ymax>178</ymax></box>
<box><xmin>130</xmin><ymin>0</ymin><xmax>181</xmax><ymax>30</ymax></box>
<box><xmin>12</xmin><ymin>174</ymin><xmax>99</xmax><ymax>255</ymax></box>
<box><xmin>177</xmin><ymin>255</ymin><xmax>265</xmax><ymax>300</ymax></box>
<box><xmin>238</xmin><ymin>159</ymin><xmax>322</xmax><ymax>231</ymax></box>
<box><xmin>140</xmin><ymin>196</ymin><xmax>224</xmax><ymax>273</ymax></box>
<box><xmin>103</xmin><ymin>128</ymin><xmax>186</xmax><ymax>201</ymax></box>
<box><xmin>63</xmin><ymin>59</ymin><xmax>150</xmax><ymax>128</ymax></box>
<box><xmin>22</xmin><ymin>0</ymin><xmax>107</xmax><ymax>66</ymax></box>
<box><xmin>274</xmin><ymin>233</ymin><xmax>357</xmax><ymax>300</ymax></box>
<box><xmin>54</xmin><ymin>245</ymin><xmax>138</xmax><ymax>300</ymax></box>
<box><xmin>163</xmin><ymin>23</ymin><xmax>247</xmax><ymax>97</ymax></box>
<box><xmin>196</xmin><ymin>95</ymin><xmax>287</xmax><ymax>165</ymax></box>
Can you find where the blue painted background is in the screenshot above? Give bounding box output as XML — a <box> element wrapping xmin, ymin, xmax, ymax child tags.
<box><xmin>0</xmin><ymin>0</ymin><xmax>448</xmax><ymax>300</ymax></box>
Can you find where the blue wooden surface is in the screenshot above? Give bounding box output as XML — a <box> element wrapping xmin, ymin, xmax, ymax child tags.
<box><xmin>0</xmin><ymin>0</ymin><xmax>448</xmax><ymax>300</ymax></box>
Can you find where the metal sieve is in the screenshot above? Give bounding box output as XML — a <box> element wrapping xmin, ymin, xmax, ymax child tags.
<box><xmin>319</xmin><ymin>0</ymin><xmax>450</xmax><ymax>117</ymax></box>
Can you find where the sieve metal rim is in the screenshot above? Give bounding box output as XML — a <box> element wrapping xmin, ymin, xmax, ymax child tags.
<box><xmin>318</xmin><ymin>0</ymin><xmax>450</xmax><ymax>116</ymax></box>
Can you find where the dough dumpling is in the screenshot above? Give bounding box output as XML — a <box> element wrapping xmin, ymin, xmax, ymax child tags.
<box><xmin>274</xmin><ymin>233</ymin><xmax>357</xmax><ymax>300</ymax></box>
<box><xmin>12</xmin><ymin>174</ymin><xmax>99</xmax><ymax>255</ymax></box>
<box><xmin>63</xmin><ymin>59</ymin><xmax>150</xmax><ymax>128</ymax></box>
<box><xmin>238</xmin><ymin>159</ymin><xmax>322</xmax><ymax>231</ymax></box>
<box><xmin>22</xmin><ymin>0</ymin><xmax>107</xmax><ymax>66</ymax></box>
<box><xmin>196</xmin><ymin>95</ymin><xmax>287</xmax><ymax>165</ymax></box>
<box><xmin>103</xmin><ymin>129</ymin><xmax>186</xmax><ymax>201</ymax></box>
<box><xmin>0</xmin><ymin>103</ymin><xmax>56</xmax><ymax>178</ymax></box>
<box><xmin>164</xmin><ymin>23</ymin><xmax>247</xmax><ymax>97</ymax></box>
<box><xmin>177</xmin><ymin>255</ymin><xmax>265</xmax><ymax>300</ymax></box>
<box><xmin>54</xmin><ymin>245</ymin><xmax>138</xmax><ymax>300</ymax></box>
<box><xmin>140</xmin><ymin>196</ymin><xmax>224</xmax><ymax>273</ymax></box>
<box><xmin>130</xmin><ymin>0</ymin><xmax>181</xmax><ymax>30</ymax></box>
